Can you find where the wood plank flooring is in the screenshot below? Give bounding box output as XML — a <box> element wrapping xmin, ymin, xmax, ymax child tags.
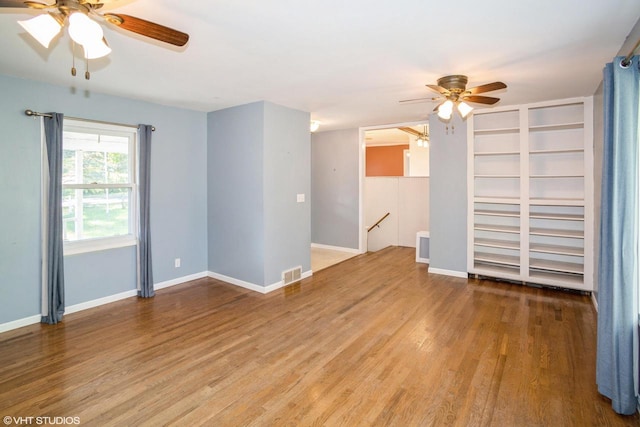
<box><xmin>0</xmin><ymin>247</ymin><xmax>637</xmax><ymax>426</ymax></box>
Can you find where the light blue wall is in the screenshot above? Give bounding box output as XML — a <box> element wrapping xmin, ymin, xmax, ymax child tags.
<box><xmin>207</xmin><ymin>101</ymin><xmax>311</xmax><ymax>287</ymax></box>
<box><xmin>429</xmin><ymin>115</ymin><xmax>467</xmax><ymax>274</ymax></box>
<box><xmin>207</xmin><ymin>102</ymin><xmax>265</xmax><ymax>285</ymax></box>
<box><xmin>65</xmin><ymin>248</ymin><xmax>137</xmax><ymax>305</ymax></box>
<box><xmin>0</xmin><ymin>74</ymin><xmax>208</xmax><ymax>324</ymax></box>
<box><xmin>310</xmin><ymin>128</ymin><xmax>360</xmax><ymax>249</ymax></box>
<box><xmin>263</xmin><ymin>102</ymin><xmax>311</xmax><ymax>283</ymax></box>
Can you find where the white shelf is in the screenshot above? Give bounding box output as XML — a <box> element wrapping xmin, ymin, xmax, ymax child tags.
<box><xmin>475</xmin><ymin>238</ymin><xmax>520</xmax><ymax>250</ymax></box>
<box><xmin>474</xmin><ymin>252</ymin><xmax>520</xmax><ymax>267</ymax></box>
<box><xmin>530</xmin><ymin>227</ymin><xmax>583</xmax><ymax>238</ymax></box>
<box><xmin>528</xmin><ymin>270</ymin><xmax>585</xmax><ymax>288</ymax></box>
<box><xmin>475</xmin><ymin>151</ymin><xmax>521</xmax><ymax>156</ymax></box>
<box><xmin>529</xmin><ymin>243</ymin><xmax>583</xmax><ymax>256</ymax></box>
<box><xmin>472</xmin><ymin>264</ymin><xmax>522</xmax><ymax>280</ymax></box>
<box><xmin>529</xmin><ymin>212</ymin><xmax>583</xmax><ymax>221</ymax></box>
<box><xmin>474</xmin><ymin>127</ymin><xmax>520</xmax><ymax>135</ymax></box>
<box><xmin>475</xmin><ymin>209</ymin><xmax>520</xmax><ymax>218</ymax></box>
<box><xmin>530</xmin><ymin>148</ymin><xmax>584</xmax><ymax>155</ymax></box>
<box><xmin>468</xmin><ymin>98</ymin><xmax>593</xmax><ymax>292</ymax></box>
<box><xmin>529</xmin><ymin>122</ymin><xmax>584</xmax><ymax>132</ymax></box>
<box><xmin>530</xmin><ymin>175</ymin><xmax>584</xmax><ymax>179</ymax></box>
<box><xmin>475</xmin><ymin>224</ymin><xmax>520</xmax><ymax>234</ymax></box>
<box><xmin>474</xmin><ymin>197</ymin><xmax>521</xmax><ymax>204</ymax></box>
<box><xmin>530</xmin><ymin>258</ymin><xmax>583</xmax><ymax>274</ymax></box>
<box><xmin>529</xmin><ymin>198</ymin><xmax>584</xmax><ymax>206</ymax></box>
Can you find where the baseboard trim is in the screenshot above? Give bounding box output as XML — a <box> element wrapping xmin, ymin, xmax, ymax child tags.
<box><xmin>0</xmin><ymin>315</ymin><xmax>42</xmax><ymax>334</ymax></box>
<box><xmin>66</xmin><ymin>289</ymin><xmax>138</xmax><ymax>315</ymax></box>
<box><xmin>311</xmin><ymin>243</ymin><xmax>361</xmax><ymax>254</ymax></box>
<box><xmin>0</xmin><ymin>272</ymin><xmax>210</xmax><ymax>334</ymax></box>
<box><xmin>207</xmin><ymin>271</ymin><xmax>267</xmax><ymax>293</ymax></box>
<box><xmin>155</xmin><ymin>271</ymin><xmax>209</xmax><ymax>290</ymax></box>
<box><xmin>417</xmin><ymin>257</ymin><xmax>430</xmax><ymax>264</ymax></box>
<box><xmin>428</xmin><ymin>267</ymin><xmax>468</xmax><ymax>279</ymax></box>
<box><xmin>591</xmin><ymin>293</ymin><xmax>598</xmax><ymax>312</ymax></box>
<box><xmin>208</xmin><ymin>270</ymin><xmax>313</xmax><ymax>294</ymax></box>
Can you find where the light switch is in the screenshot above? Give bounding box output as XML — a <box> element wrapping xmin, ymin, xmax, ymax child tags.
<box><xmin>297</xmin><ymin>193</ymin><xmax>305</xmax><ymax>203</ymax></box>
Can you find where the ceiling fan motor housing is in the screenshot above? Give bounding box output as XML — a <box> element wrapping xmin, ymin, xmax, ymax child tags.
<box><xmin>437</xmin><ymin>75</ymin><xmax>468</xmax><ymax>93</ymax></box>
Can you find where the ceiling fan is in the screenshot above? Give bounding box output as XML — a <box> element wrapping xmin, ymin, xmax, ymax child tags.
<box><xmin>398</xmin><ymin>125</ymin><xmax>429</xmax><ymax>147</ymax></box>
<box><xmin>0</xmin><ymin>0</ymin><xmax>189</xmax><ymax>78</ymax></box>
<box><xmin>400</xmin><ymin>75</ymin><xmax>506</xmax><ymax>120</ymax></box>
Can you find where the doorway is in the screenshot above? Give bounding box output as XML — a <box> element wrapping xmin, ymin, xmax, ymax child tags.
<box><xmin>360</xmin><ymin>122</ymin><xmax>430</xmax><ymax>252</ymax></box>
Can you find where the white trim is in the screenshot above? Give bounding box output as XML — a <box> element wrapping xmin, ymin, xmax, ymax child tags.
<box><xmin>0</xmin><ymin>315</ymin><xmax>42</xmax><ymax>334</ymax></box>
<box><xmin>64</xmin><ymin>236</ymin><xmax>137</xmax><ymax>256</ymax></box>
<box><xmin>66</xmin><ymin>289</ymin><xmax>138</xmax><ymax>315</ymax></box>
<box><xmin>359</xmin><ymin>127</ymin><xmax>366</xmax><ymax>253</ymax></box>
<box><xmin>366</xmin><ymin>141</ymin><xmax>411</xmax><ymax>147</ymax></box>
<box><xmin>592</xmin><ymin>293</ymin><xmax>598</xmax><ymax>312</ymax></box>
<box><xmin>155</xmin><ymin>271</ymin><xmax>209</xmax><ymax>290</ymax></box>
<box><xmin>311</xmin><ymin>243</ymin><xmax>361</xmax><ymax>254</ymax></box>
<box><xmin>208</xmin><ymin>270</ymin><xmax>313</xmax><ymax>294</ymax></box>
<box><xmin>428</xmin><ymin>267</ymin><xmax>468</xmax><ymax>278</ymax></box>
<box><xmin>0</xmin><ymin>272</ymin><xmax>212</xmax><ymax>334</ymax></box>
<box><xmin>208</xmin><ymin>271</ymin><xmax>267</xmax><ymax>293</ymax></box>
<box><xmin>415</xmin><ymin>231</ymin><xmax>430</xmax><ymax>263</ymax></box>
<box><xmin>359</xmin><ymin>119</ymin><xmax>431</xmax><ymax>254</ymax></box>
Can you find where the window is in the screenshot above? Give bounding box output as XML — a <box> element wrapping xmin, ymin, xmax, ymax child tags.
<box><xmin>62</xmin><ymin>119</ymin><xmax>137</xmax><ymax>255</ymax></box>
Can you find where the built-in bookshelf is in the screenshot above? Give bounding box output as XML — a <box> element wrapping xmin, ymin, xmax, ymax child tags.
<box><xmin>467</xmin><ymin>98</ymin><xmax>593</xmax><ymax>292</ymax></box>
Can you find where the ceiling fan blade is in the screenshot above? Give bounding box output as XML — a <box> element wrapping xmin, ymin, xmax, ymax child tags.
<box><xmin>463</xmin><ymin>95</ymin><xmax>501</xmax><ymax>105</ymax></box>
<box><xmin>0</xmin><ymin>0</ymin><xmax>29</xmax><ymax>7</ymax></box>
<box><xmin>398</xmin><ymin>97</ymin><xmax>438</xmax><ymax>104</ymax></box>
<box><xmin>426</xmin><ymin>84</ymin><xmax>450</xmax><ymax>95</ymax></box>
<box><xmin>104</xmin><ymin>14</ymin><xmax>189</xmax><ymax>47</ymax></box>
<box><xmin>398</xmin><ymin>127</ymin><xmax>422</xmax><ymax>137</ymax></box>
<box><xmin>466</xmin><ymin>81</ymin><xmax>507</xmax><ymax>95</ymax></box>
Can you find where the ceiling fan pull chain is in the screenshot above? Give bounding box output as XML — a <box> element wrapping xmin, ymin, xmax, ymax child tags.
<box><xmin>71</xmin><ymin>41</ymin><xmax>76</xmax><ymax>77</ymax></box>
<box><xmin>85</xmin><ymin>56</ymin><xmax>90</xmax><ymax>80</ymax></box>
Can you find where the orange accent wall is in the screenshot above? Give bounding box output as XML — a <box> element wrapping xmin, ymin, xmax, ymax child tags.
<box><xmin>366</xmin><ymin>145</ymin><xmax>409</xmax><ymax>176</ymax></box>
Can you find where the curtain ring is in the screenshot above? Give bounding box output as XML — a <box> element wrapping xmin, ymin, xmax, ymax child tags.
<box><xmin>619</xmin><ymin>58</ymin><xmax>631</xmax><ymax>69</ymax></box>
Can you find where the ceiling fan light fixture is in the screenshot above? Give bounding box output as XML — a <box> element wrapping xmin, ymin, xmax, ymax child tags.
<box><xmin>457</xmin><ymin>101</ymin><xmax>473</xmax><ymax>118</ymax></box>
<box><xmin>437</xmin><ymin>100</ymin><xmax>454</xmax><ymax>120</ymax></box>
<box><xmin>82</xmin><ymin>37</ymin><xmax>111</xmax><ymax>59</ymax></box>
<box><xmin>18</xmin><ymin>13</ymin><xmax>62</xmax><ymax>48</ymax></box>
<box><xmin>68</xmin><ymin>12</ymin><xmax>103</xmax><ymax>46</ymax></box>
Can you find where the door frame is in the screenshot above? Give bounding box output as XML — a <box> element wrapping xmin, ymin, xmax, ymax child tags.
<box><xmin>358</xmin><ymin>119</ymin><xmax>429</xmax><ymax>253</ymax></box>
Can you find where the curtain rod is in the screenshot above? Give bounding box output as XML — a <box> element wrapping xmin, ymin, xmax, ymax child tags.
<box><xmin>621</xmin><ymin>37</ymin><xmax>640</xmax><ymax>67</ymax></box>
<box><xmin>24</xmin><ymin>109</ymin><xmax>155</xmax><ymax>132</ymax></box>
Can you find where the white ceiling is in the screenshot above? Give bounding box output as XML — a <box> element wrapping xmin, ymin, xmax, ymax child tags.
<box><xmin>0</xmin><ymin>0</ymin><xmax>639</xmax><ymax>131</ymax></box>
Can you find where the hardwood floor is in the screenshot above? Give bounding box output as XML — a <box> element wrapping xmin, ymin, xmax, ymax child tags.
<box><xmin>311</xmin><ymin>246</ymin><xmax>357</xmax><ymax>272</ymax></box>
<box><xmin>0</xmin><ymin>247</ymin><xmax>637</xmax><ymax>426</ymax></box>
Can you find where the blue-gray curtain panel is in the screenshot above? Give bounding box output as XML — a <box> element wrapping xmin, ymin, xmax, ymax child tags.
<box><xmin>138</xmin><ymin>125</ymin><xmax>154</xmax><ymax>298</ymax></box>
<box><xmin>42</xmin><ymin>113</ymin><xmax>65</xmax><ymax>324</ymax></box>
<box><xmin>596</xmin><ymin>55</ymin><xmax>639</xmax><ymax>415</ymax></box>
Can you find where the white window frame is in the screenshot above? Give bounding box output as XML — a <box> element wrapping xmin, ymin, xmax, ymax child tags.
<box><xmin>62</xmin><ymin>119</ymin><xmax>138</xmax><ymax>256</ymax></box>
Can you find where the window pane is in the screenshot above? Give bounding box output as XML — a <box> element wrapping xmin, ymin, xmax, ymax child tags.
<box><xmin>63</xmin><ymin>131</ymin><xmax>130</xmax><ymax>184</ymax></box>
<box><xmin>63</xmin><ymin>188</ymin><xmax>131</xmax><ymax>241</ymax></box>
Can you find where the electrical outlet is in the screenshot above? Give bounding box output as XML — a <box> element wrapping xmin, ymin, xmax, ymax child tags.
<box><xmin>174</xmin><ymin>258</ymin><xmax>181</xmax><ymax>268</ymax></box>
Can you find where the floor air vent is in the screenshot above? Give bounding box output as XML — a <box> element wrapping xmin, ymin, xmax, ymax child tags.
<box><xmin>282</xmin><ymin>266</ymin><xmax>302</xmax><ymax>285</ymax></box>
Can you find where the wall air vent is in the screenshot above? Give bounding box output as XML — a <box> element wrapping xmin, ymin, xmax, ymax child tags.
<box><xmin>282</xmin><ymin>266</ymin><xmax>302</xmax><ymax>286</ymax></box>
